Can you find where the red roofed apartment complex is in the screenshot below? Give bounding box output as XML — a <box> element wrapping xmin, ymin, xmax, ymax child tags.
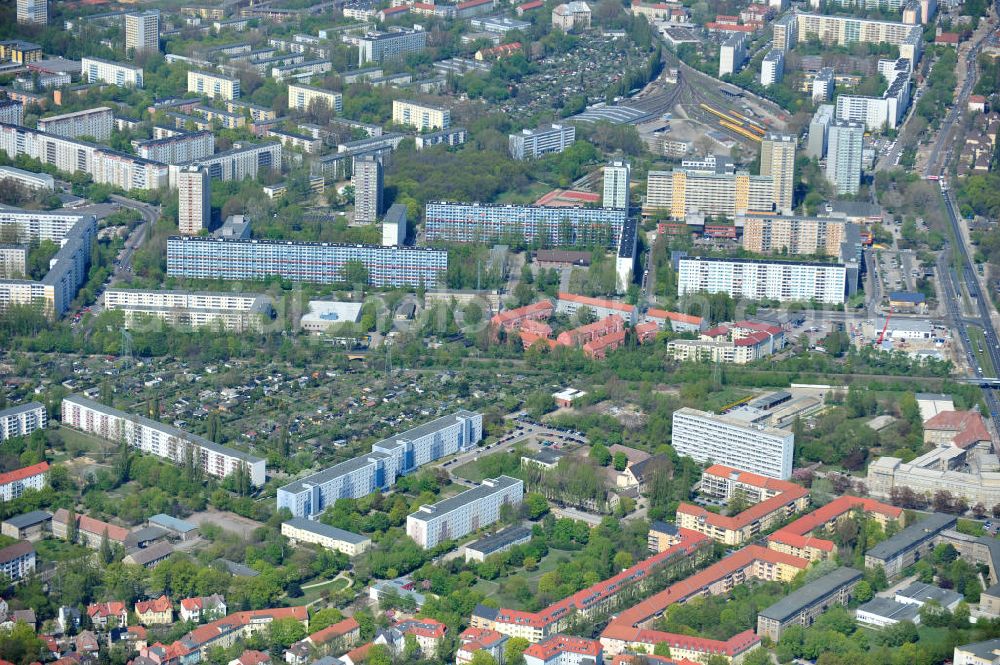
<box><xmin>455</xmin><ymin>0</ymin><xmax>495</xmax><ymax>18</ymax></box>
<box><xmin>556</xmin><ymin>315</ymin><xmax>627</xmax><ymax>358</ymax></box>
<box><xmin>556</xmin><ymin>292</ymin><xmax>637</xmax><ymax>325</ymax></box>
<box><xmin>523</xmin><ymin>635</ymin><xmax>602</xmax><ymax>665</ymax></box>
<box><xmin>396</xmin><ymin>618</ymin><xmax>447</xmax><ymax>655</ymax></box>
<box><xmin>179</xmin><ymin>595</ymin><xmax>227</xmax><ymax>623</ymax></box>
<box><xmin>456</xmin><ymin>628</ymin><xmax>509</xmax><ymax>665</ymax></box>
<box><xmin>516</xmin><ymin>0</ymin><xmax>544</xmax><ymax>14</ymax></box>
<box><xmin>491</xmin><ymin>300</ymin><xmax>555</xmax><ymax>331</ymax></box>
<box><xmin>476</xmin><ymin>42</ymin><xmax>522</xmax><ymax>61</ymax></box>
<box><xmin>471</xmin><ymin>529</ymin><xmax>713</xmax><ymax>641</ymax></box>
<box><xmin>675</xmin><ymin>465</ymin><xmax>809</xmax><ymax>546</ymax></box>
<box><xmin>613</xmin><ymin>655</ymin><xmax>700</xmax><ymax>665</ymax></box>
<box><xmin>644</xmin><ymin>308</ymin><xmax>705</xmax><ymax>333</ymax></box>
<box><xmin>52</xmin><ymin>508</ymin><xmax>131</xmax><ymax>549</ymax></box>
<box><xmin>140</xmin><ymin>607</ymin><xmax>308</xmax><ymax>665</ymax></box>
<box><xmin>667</xmin><ymin>321</ymin><xmax>784</xmax><ymax>365</ymax></box>
<box><xmin>600</xmin><ymin>628</ymin><xmax>760</xmax><ymax>664</ymax></box>
<box><xmin>0</xmin><ymin>461</ymin><xmax>48</xmax><ymax>501</ymax></box>
<box><xmin>87</xmin><ymin>601</ymin><xmax>128</xmax><ymax>628</ymax></box>
<box><xmin>767</xmin><ymin>495</ymin><xmax>904</xmax><ymax>561</ymax></box>
<box><xmin>286</xmin><ymin>617</ymin><xmax>360</xmax><ymax>664</ymax></box>
<box><xmin>923</xmin><ymin>410</ymin><xmax>992</xmax><ymax>450</ymax></box>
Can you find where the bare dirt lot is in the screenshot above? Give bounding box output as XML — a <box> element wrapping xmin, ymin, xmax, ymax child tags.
<box><xmin>187</xmin><ymin>507</ymin><xmax>264</xmax><ymax>538</ymax></box>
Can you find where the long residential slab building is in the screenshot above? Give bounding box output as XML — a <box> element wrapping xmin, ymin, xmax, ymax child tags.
<box><xmin>37</xmin><ymin>107</ymin><xmax>114</xmax><ymax>141</ymax></box>
<box><xmin>136</xmin><ymin>131</ymin><xmax>215</xmax><ymax>164</ymax></box>
<box><xmin>103</xmin><ymin>289</ymin><xmax>274</xmax><ymax>332</ymax></box>
<box><xmin>82</xmin><ymin>57</ymin><xmax>144</xmax><ymax>87</ymax></box>
<box><xmin>425</xmin><ymin>202</ymin><xmax>626</xmax><ymax>247</ymax></box>
<box><xmin>0</xmin><ymin>208</ymin><xmax>97</xmax><ymax>317</ymax></box>
<box><xmin>793</xmin><ymin>14</ymin><xmax>922</xmax><ymax>63</ymax></box>
<box><xmin>672</xmin><ymin>408</ymin><xmax>795</xmax><ymax>479</ymax></box>
<box><xmin>407</xmin><ymin>475</ymin><xmax>523</xmax><ymax>548</ymax></box>
<box><xmin>278</xmin><ymin>410</ymin><xmax>483</xmax><ymax>518</ymax></box>
<box><xmin>0</xmin><ymin>123</ymin><xmax>167</xmax><ymax>191</ymax></box>
<box><xmin>0</xmin><ymin>402</ymin><xmax>47</xmax><ymax>441</ymax></box>
<box><xmin>677</xmin><ymin>256</ymin><xmax>848</xmax><ymax>304</ymax></box>
<box><xmin>166</xmin><ymin>236</ymin><xmax>447</xmax><ymax>288</ymax></box>
<box><xmin>645</xmin><ymin>169</ymin><xmax>775</xmax><ymax>219</ymax></box>
<box><xmin>61</xmin><ymin>394</ymin><xmax>266</xmax><ymax>486</ymax></box>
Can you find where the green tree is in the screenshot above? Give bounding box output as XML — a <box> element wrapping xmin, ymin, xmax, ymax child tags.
<box><xmin>522</xmin><ymin>492</ymin><xmax>549</xmax><ymax>519</ymax></box>
<box><xmin>66</xmin><ymin>507</ymin><xmax>78</xmax><ymax>544</ymax></box>
<box><xmin>0</xmin><ymin>621</ymin><xmax>45</xmax><ymax>665</ymax></box>
<box><xmin>613</xmin><ymin>551</ymin><xmax>633</xmax><ymax>569</ymax></box>
<box><xmin>612</xmin><ymin>451</ymin><xmax>628</xmax><ymax>471</ymax></box>
<box><xmin>504</xmin><ymin>637</ymin><xmax>530</xmax><ymax>665</ymax></box>
<box><xmin>590</xmin><ymin>444</ymin><xmax>612</xmax><ymax>466</ymax></box>
<box><xmin>368</xmin><ymin>644</ymin><xmax>392</xmax><ymax>665</ymax></box>
<box><xmin>268</xmin><ymin>617</ymin><xmax>307</xmax><ymax>648</ymax></box>
<box><xmin>99</xmin><ymin>528</ymin><xmax>113</xmax><ymax>565</ymax></box>
<box><xmin>853</xmin><ymin>580</ymin><xmax>874</xmax><ymax>603</ymax></box>
<box><xmin>308</xmin><ymin>608</ymin><xmax>345</xmax><ymax>633</ymax></box>
<box><xmin>469</xmin><ymin>651</ymin><xmax>497</xmax><ymax>665</ymax></box>
<box><xmin>525</xmin><ymin>391</ymin><xmax>556</xmax><ymax>419</ymax></box>
<box><xmin>344</xmin><ymin>260</ymin><xmax>369</xmax><ymax>286</ymax></box>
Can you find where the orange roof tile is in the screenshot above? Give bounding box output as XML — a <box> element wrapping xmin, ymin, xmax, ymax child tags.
<box><xmin>309</xmin><ymin>617</ymin><xmax>360</xmax><ymax>645</ymax></box>
<box><xmin>557</xmin><ymin>292</ymin><xmax>636</xmax><ymax>313</ymax></box>
<box><xmin>0</xmin><ymin>462</ymin><xmax>49</xmax><ymax>487</ymax></box>
<box><xmin>524</xmin><ymin>635</ymin><xmax>601</xmax><ymax>660</ymax></box>
<box><xmin>601</xmin><ymin>627</ymin><xmax>759</xmax><ymax>658</ymax></box>
<box><xmin>136</xmin><ymin>596</ymin><xmax>172</xmax><ymax>614</ymax></box>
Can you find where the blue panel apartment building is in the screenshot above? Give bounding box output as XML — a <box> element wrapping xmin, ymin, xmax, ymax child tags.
<box><xmin>278</xmin><ymin>410</ymin><xmax>482</xmax><ymax>518</ymax></box>
<box><xmin>166</xmin><ymin>236</ymin><xmax>447</xmax><ymax>288</ymax></box>
<box><xmin>424</xmin><ymin>202</ymin><xmax>626</xmax><ymax>247</ymax></box>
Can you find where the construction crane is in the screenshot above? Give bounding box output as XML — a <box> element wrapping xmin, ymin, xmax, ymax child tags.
<box><xmin>876</xmin><ymin>307</ymin><xmax>892</xmax><ymax>347</ymax></box>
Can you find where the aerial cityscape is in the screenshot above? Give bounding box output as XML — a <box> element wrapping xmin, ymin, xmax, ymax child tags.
<box><xmin>4</xmin><ymin>0</ymin><xmax>1000</xmax><ymax>663</ymax></box>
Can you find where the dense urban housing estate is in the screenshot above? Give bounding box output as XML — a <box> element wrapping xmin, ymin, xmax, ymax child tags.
<box><xmin>424</xmin><ymin>203</ymin><xmax>626</xmax><ymax>247</ymax></box>
<box><xmin>406</xmin><ymin>475</ymin><xmax>524</xmax><ymax>548</ymax></box>
<box><xmin>677</xmin><ymin>256</ymin><xmax>848</xmax><ymax>304</ymax></box>
<box><xmin>671</xmin><ymin>409</ymin><xmax>795</xmax><ymax>478</ymax></box>
<box><xmin>277</xmin><ymin>411</ymin><xmax>483</xmax><ymax>518</ymax></box>
<box><xmin>61</xmin><ymin>394</ymin><xmax>267</xmax><ymax>486</ymax></box>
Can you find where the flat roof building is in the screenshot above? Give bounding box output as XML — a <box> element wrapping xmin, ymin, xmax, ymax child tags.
<box><xmin>300</xmin><ymin>301</ymin><xmax>364</xmax><ymax>333</ymax></box>
<box><xmin>864</xmin><ymin>512</ymin><xmax>956</xmax><ymax>579</ymax></box>
<box><xmin>425</xmin><ymin>202</ymin><xmax>625</xmax><ymax>248</ymax></box>
<box><xmin>407</xmin><ymin>476</ymin><xmax>523</xmax><ymax>549</ymax></box>
<box><xmin>677</xmin><ymin>256</ymin><xmax>848</xmax><ymax>305</ymax></box>
<box><xmin>0</xmin><ymin>402</ymin><xmax>47</xmax><ymax>441</ymax></box>
<box><xmin>671</xmin><ymin>407</ymin><xmax>795</xmax><ymax>479</ymax></box>
<box><xmin>757</xmin><ymin>567</ymin><xmax>862</xmax><ymax>640</ymax></box>
<box><xmin>464</xmin><ymin>525</ymin><xmax>532</xmax><ymax>562</ymax></box>
<box><xmin>282</xmin><ymin>518</ymin><xmax>371</xmax><ymax>556</ymax></box>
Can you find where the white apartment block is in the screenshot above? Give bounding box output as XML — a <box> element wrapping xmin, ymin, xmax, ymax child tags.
<box><xmin>602</xmin><ymin>161</ymin><xmax>630</xmax><ymax>209</ymax></box>
<box><xmin>82</xmin><ymin>57</ymin><xmax>144</xmax><ymax>88</ymax></box>
<box><xmin>645</xmin><ymin>169</ymin><xmax>774</xmax><ymax>219</ymax></box>
<box><xmin>0</xmin><ymin>246</ymin><xmax>27</xmax><ymax>278</ymax></box>
<box><xmin>807</xmin><ymin>104</ymin><xmax>835</xmax><ymax>158</ymax></box>
<box><xmin>17</xmin><ymin>0</ymin><xmax>47</xmax><ymax>25</ymax></box>
<box><xmin>61</xmin><ymin>394</ymin><xmax>267</xmax><ymax>486</ymax></box>
<box><xmin>741</xmin><ymin>213</ymin><xmax>848</xmax><ymax>256</ymax></box>
<box><xmin>826</xmin><ymin>120</ymin><xmax>864</xmax><ymax>195</ymax></box>
<box><xmin>125</xmin><ymin>10</ymin><xmax>160</xmax><ymax>55</ymax></box>
<box><xmin>353</xmin><ymin>155</ymin><xmax>383</xmax><ymax>223</ymax></box>
<box><xmin>0</xmin><ymin>166</ymin><xmax>54</xmax><ymax>191</ymax></box>
<box><xmin>178</xmin><ymin>166</ymin><xmax>210</xmax><ymax>235</ymax></box>
<box><xmin>358</xmin><ymin>29</ymin><xmax>428</xmax><ymax>66</ymax></box>
<box><xmin>0</xmin><ymin>462</ymin><xmax>48</xmax><ymax>500</ymax></box>
<box><xmin>287</xmin><ymin>83</ymin><xmax>343</xmax><ymax>114</ymax></box>
<box><xmin>719</xmin><ymin>33</ymin><xmax>747</xmax><ymax>77</ymax></box>
<box><xmin>266</xmin><ymin>130</ymin><xmax>321</xmax><ymax>154</ymax></box>
<box><xmin>677</xmin><ymin>256</ymin><xmax>847</xmax><ymax>304</ymax></box>
<box><xmin>0</xmin><ymin>542</ymin><xmax>36</xmax><ymax>583</ymax></box>
<box><xmin>671</xmin><ymin>407</ymin><xmax>794</xmax><ymax>479</ymax></box>
<box><xmin>0</xmin><ymin>210</ymin><xmax>97</xmax><ymax>317</ymax></box>
<box><xmin>278</xmin><ymin>411</ymin><xmax>483</xmax><ymax>518</ymax></box>
<box><xmin>188</xmin><ymin>70</ymin><xmax>240</xmax><ymax>100</ymax></box>
<box><xmin>0</xmin><ymin>124</ymin><xmax>168</xmax><ymax>191</ymax></box>
<box><xmin>0</xmin><ymin>402</ymin><xmax>47</xmax><ymax>441</ymax></box>
<box><xmin>760</xmin><ymin>134</ymin><xmax>796</xmax><ymax>214</ymax></box>
<box><xmin>772</xmin><ymin>13</ymin><xmax>797</xmax><ymax>51</ymax></box>
<box><xmin>392</xmin><ymin>100</ymin><xmax>450</xmax><ymax>130</ymax></box>
<box><xmin>136</xmin><ymin>131</ymin><xmax>215</xmax><ymax>165</ymax></box>
<box><xmin>406</xmin><ymin>476</ymin><xmax>523</xmax><ymax>548</ymax></box>
<box><xmin>281</xmin><ymin>518</ymin><xmax>371</xmax><ymax>557</ymax></box>
<box><xmin>169</xmin><ymin>142</ymin><xmax>281</xmax><ymax>186</ymax></box>
<box><xmin>812</xmin><ymin>67</ymin><xmax>834</xmax><ymax>102</ymax></box>
<box><xmin>0</xmin><ymin>101</ymin><xmax>23</xmax><ymax>126</ymax></box>
<box><xmin>103</xmin><ymin>289</ymin><xmax>273</xmax><ymax>332</ymax></box>
<box><xmin>835</xmin><ymin>93</ymin><xmax>905</xmax><ymax>131</ymax></box>
<box><xmin>760</xmin><ymin>49</ymin><xmax>784</xmax><ymax>86</ymax></box>
<box><xmin>37</xmin><ymin>107</ymin><xmax>114</xmax><ymax>141</ymax></box>
<box><xmin>795</xmin><ymin>14</ymin><xmax>922</xmax><ymax>63</ymax></box>
<box><xmin>509</xmin><ymin>124</ymin><xmax>576</xmax><ymax>160</ymax></box>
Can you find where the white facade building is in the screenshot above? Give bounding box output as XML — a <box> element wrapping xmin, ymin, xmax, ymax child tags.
<box><xmin>37</xmin><ymin>107</ymin><xmax>114</xmax><ymax>141</ymax></box>
<box><xmin>287</xmin><ymin>83</ymin><xmax>343</xmax><ymax>114</ymax></box>
<box><xmin>509</xmin><ymin>124</ymin><xmax>576</xmax><ymax>160</ymax></box>
<box><xmin>82</xmin><ymin>57</ymin><xmax>144</xmax><ymax>88</ymax></box>
<box><xmin>353</xmin><ymin>155</ymin><xmax>383</xmax><ymax>224</ymax></box>
<box><xmin>0</xmin><ymin>462</ymin><xmax>48</xmax><ymax>501</ymax></box>
<box><xmin>602</xmin><ymin>161</ymin><xmax>630</xmax><ymax>209</ymax></box>
<box><xmin>103</xmin><ymin>289</ymin><xmax>273</xmax><ymax>332</ymax></box>
<box><xmin>17</xmin><ymin>0</ymin><xmax>47</xmax><ymax>25</ymax></box>
<box><xmin>826</xmin><ymin>119</ymin><xmax>864</xmax><ymax>195</ymax></box>
<box><xmin>807</xmin><ymin>105</ymin><xmax>835</xmax><ymax>158</ymax></box>
<box><xmin>178</xmin><ymin>165</ymin><xmax>210</xmax><ymax>235</ymax></box>
<box><xmin>0</xmin><ymin>166</ymin><xmax>54</xmax><ymax>191</ymax></box>
<box><xmin>406</xmin><ymin>476</ymin><xmax>523</xmax><ymax>548</ymax></box>
<box><xmin>357</xmin><ymin>29</ymin><xmax>428</xmax><ymax>66</ymax></box>
<box><xmin>392</xmin><ymin>100</ymin><xmax>450</xmax><ymax>130</ymax></box>
<box><xmin>671</xmin><ymin>407</ymin><xmax>794</xmax><ymax>479</ymax></box>
<box><xmin>281</xmin><ymin>518</ymin><xmax>371</xmax><ymax>556</ymax></box>
<box><xmin>0</xmin><ymin>101</ymin><xmax>23</xmax><ymax>126</ymax></box>
<box><xmin>137</xmin><ymin>131</ymin><xmax>214</xmax><ymax>165</ymax></box>
<box><xmin>278</xmin><ymin>411</ymin><xmax>483</xmax><ymax>518</ymax></box>
<box><xmin>125</xmin><ymin>10</ymin><xmax>160</xmax><ymax>55</ymax></box>
<box><xmin>187</xmin><ymin>70</ymin><xmax>240</xmax><ymax>100</ymax></box>
<box><xmin>760</xmin><ymin>49</ymin><xmax>784</xmax><ymax>86</ymax></box>
<box><xmin>382</xmin><ymin>203</ymin><xmax>407</xmax><ymax>246</ymax></box>
<box><xmin>61</xmin><ymin>394</ymin><xmax>266</xmax><ymax>486</ymax></box>
<box><xmin>0</xmin><ymin>402</ymin><xmax>47</xmax><ymax>441</ymax></box>
<box><xmin>677</xmin><ymin>256</ymin><xmax>848</xmax><ymax>304</ymax></box>
<box><xmin>719</xmin><ymin>33</ymin><xmax>747</xmax><ymax>77</ymax></box>
<box><xmin>812</xmin><ymin>68</ymin><xmax>834</xmax><ymax>102</ymax></box>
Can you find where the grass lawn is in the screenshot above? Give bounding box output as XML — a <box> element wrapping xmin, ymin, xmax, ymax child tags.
<box><xmin>53</xmin><ymin>425</ymin><xmax>112</xmax><ymax>458</ymax></box>
<box><xmin>452</xmin><ymin>450</ymin><xmax>519</xmax><ymax>483</ymax></box>
<box><xmin>496</xmin><ymin>183</ymin><xmax>551</xmax><ymax>205</ymax></box>
<box><xmin>35</xmin><ymin>537</ymin><xmax>92</xmax><ymax>562</ymax></box>
<box><xmin>298</xmin><ymin>576</ymin><xmax>351</xmax><ymax>604</ymax></box>
<box><xmin>969</xmin><ymin>326</ymin><xmax>995</xmax><ymax>375</ymax></box>
<box><xmin>472</xmin><ymin>548</ymin><xmax>575</xmax><ymax>607</ymax></box>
